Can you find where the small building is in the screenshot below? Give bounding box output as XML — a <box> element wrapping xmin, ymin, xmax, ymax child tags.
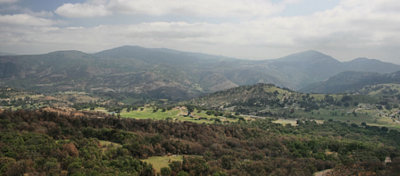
<box><xmin>384</xmin><ymin>156</ymin><xmax>392</xmax><ymax>165</ymax></box>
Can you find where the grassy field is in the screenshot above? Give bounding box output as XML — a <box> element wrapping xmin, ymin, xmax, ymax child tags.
<box><xmin>120</xmin><ymin>107</ymin><xmax>239</xmax><ymax>124</ymax></box>
<box><xmin>98</xmin><ymin>140</ymin><xmax>122</xmax><ymax>153</ymax></box>
<box><xmin>120</xmin><ymin>107</ymin><xmax>180</xmax><ymax>120</ymax></box>
<box><xmin>141</xmin><ymin>155</ymin><xmax>184</xmax><ymax>173</ymax></box>
<box><xmin>272</xmin><ymin>119</ymin><xmax>324</xmax><ymax>126</ymax></box>
<box><xmin>273</xmin><ymin>119</ymin><xmax>299</xmax><ymax>126</ymax></box>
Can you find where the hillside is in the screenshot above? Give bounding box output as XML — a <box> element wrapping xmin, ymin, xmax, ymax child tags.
<box><xmin>1</xmin><ymin>46</ymin><xmax>400</xmax><ymax>101</ymax></box>
<box><xmin>358</xmin><ymin>83</ymin><xmax>400</xmax><ymax>96</ymax></box>
<box><xmin>301</xmin><ymin>71</ymin><xmax>400</xmax><ymax>94</ymax></box>
<box><xmin>189</xmin><ymin>83</ymin><xmax>342</xmax><ymax>116</ymax></box>
<box><xmin>189</xmin><ymin>83</ymin><xmax>400</xmax><ymax>129</ymax></box>
<box><xmin>190</xmin><ymin>83</ymin><xmax>295</xmax><ymax>108</ymax></box>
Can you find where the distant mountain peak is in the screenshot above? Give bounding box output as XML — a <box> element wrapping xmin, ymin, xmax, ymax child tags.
<box><xmin>44</xmin><ymin>50</ymin><xmax>89</xmax><ymax>59</ymax></box>
<box><xmin>274</xmin><ymin>50</ymin><xmax>340</xmax><ymax>64</ymax></box>
<box><xmin>110</xmin><ymin>45</ymin><xmax>146</xmax><ymax>50</ymax></box>
<box><xmin>349</xmin><ymin>57</ymin><xmax>380</xmax><ymax>63</ymax></box>
<box><xmin>293</xmin><ymin>50</ymin><xmax>330</xmax><ymax>57</ymax></box>
<box><xmin>300</xmin><ymin>50</ymin><xmax>326</xmax><ymax>55</ymax></box>
<box><xmin>94</xmin><ymin>45</ymin><xmax>184</xmax><ymax>57</ymax></box>
<box><xmin>98</xmin><ymin>45</ymin><xmax>204</xmax><ymax>56</ymax></box>
<box><xmin>47</xmin><ymin>50</ymin><xmax>87</xmax><ymax>55</ymax></box>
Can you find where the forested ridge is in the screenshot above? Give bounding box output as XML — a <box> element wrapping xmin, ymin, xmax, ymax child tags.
<box><xmin>1</xmin><ymin>109</ymin><xmax>399</xmax><ymax>175</ymax></box>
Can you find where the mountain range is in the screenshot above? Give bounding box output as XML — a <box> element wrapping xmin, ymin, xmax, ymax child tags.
<box><xmin>0</xmin><ymin>45</ymin><xmax>399</xmax><ymax>100</ymax></box>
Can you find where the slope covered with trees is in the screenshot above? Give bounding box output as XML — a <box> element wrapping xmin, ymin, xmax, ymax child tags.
<box><xmin>1</xmin><ymin>109</ymin><xmax>400</xmax><ymax>175</ymax></box>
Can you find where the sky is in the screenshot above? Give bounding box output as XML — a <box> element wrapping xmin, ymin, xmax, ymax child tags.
<box><xmin>0</xmin><ymin>0</ymin><xmax>400</xmax><ymax>63</ymax></box>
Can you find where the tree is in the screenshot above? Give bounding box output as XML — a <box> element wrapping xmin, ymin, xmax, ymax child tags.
<box><xmin>161</xmin><ymin>167</ymin><xmax>171</xmax><ymax>176</ymax></box>
<box><xmin>324</xmin><ymin>95</ymin><xmax>334</xmax><ymax>104</ymax></box>
<box><xmin>182</xmin><ymin>157</ymin><xmax>209</xmax><ymax>176</ymax></box>
<box><xmin>221</xmin><ymin>155</ymin><xmax>236</xmax><ymax>169</ymax></box>
<box><xmin>381</xmin><ymin>127</ymin><xmax>389</xmax><ymax>133</ymax></box>
<box><xmin>186</xmin><ymin>105</ymin><xmax>194</xmax><ymax>116</ymax></box>
<box><xmin>177</xmin><ymin>171</ymin><xmax>190</xmax><ymax>176</ymax></box>
<box><xmin>341</xmin><ymin>95</ymin><xmax>352</xmax><ymax>102</ymax></box>
<box><xmin>169</xmin><ymin>161</ymin><xmax>182</xmax><ymax>175</ymax></box>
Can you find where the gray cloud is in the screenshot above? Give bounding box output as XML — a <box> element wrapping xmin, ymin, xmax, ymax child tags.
<box><xmin>0</xmin><ymin>0</ymin><xmax>18</xmax><ymax>4</ymax></box>
<box><xmin>0</xmin><ymin>14</ymin><xmax>54</xmax><ymax>26</ymax></box>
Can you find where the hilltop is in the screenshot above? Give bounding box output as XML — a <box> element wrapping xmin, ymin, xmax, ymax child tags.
<box><xmin>190</xmin><ymin>83</ymin><xmax>341</xmax><ymax>116</ymax></box>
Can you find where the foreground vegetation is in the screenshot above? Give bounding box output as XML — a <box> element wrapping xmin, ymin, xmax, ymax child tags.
<box><xmin>1</xmin><ymin>109</ymin><xmax>400</xmax><ymax>175</ymax></box>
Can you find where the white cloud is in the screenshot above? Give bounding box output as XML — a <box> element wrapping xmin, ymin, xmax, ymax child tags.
<box><xmin>55</xmin><ymin>0</ymin><xmax>285</xmax><ymax>18</ymax></box>
<box><xmin>55</xmin><ymin>2</ymin><xmax>111</xmax><ymax>18</ymax></box>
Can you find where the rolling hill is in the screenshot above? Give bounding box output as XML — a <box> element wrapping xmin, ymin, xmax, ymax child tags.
<box><xmin>188</xmin><ymin>83</ymin><xmax>400</xmax><ymax>130</ymax></box>
<box><xmin>188</xmin><ymin>83</ymin><xmax>344</xmax><ymax>117</ymax></box>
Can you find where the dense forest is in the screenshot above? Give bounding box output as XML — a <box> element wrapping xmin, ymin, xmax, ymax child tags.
<box><xmin>1</xmin><ymin>109</ymin><xmax>399</xmax><ymax>175</ymax></box>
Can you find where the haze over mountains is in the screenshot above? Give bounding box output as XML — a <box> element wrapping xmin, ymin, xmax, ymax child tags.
<box><xmin>0</xmin><ymin>45</ymin><xmax>399</xmax><ymax>100</ymax></box>
<box><xmin>0</xmin><ymin>52</ymin><xmax>15</xmax><ymax>56</ymax></box>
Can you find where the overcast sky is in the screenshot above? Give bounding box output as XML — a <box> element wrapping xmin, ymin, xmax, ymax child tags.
<box><xmin>0</xmin><ymin>0</ymin><xmax>400</xmax><ymax>63</ymax></box>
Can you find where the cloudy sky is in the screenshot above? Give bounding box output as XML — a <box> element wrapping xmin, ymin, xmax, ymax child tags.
<box><xmin>0</xmin><ymin>0</ymin><xmax>400</xmax><ymax>63</ymax></box>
